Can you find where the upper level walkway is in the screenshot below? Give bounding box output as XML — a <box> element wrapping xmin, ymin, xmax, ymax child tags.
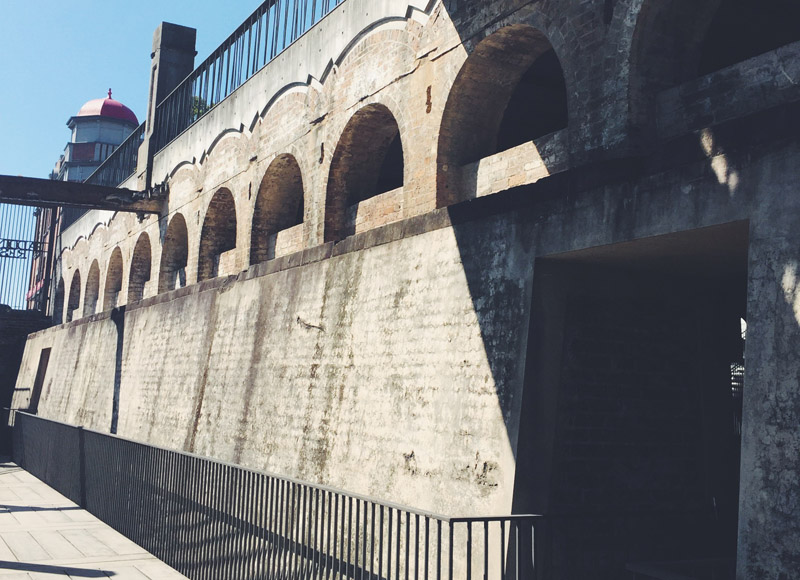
<box><xmin>0</xmin><ymin>459</ymin><xmax>187</xmax><ymax>580</ymax></box>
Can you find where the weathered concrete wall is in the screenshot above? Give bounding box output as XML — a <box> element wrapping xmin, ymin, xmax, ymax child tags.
<box><xmin>14</xmin><ymin>314</ymin><xmax>117</xmax><ymax>431</ymax></box>
<box><xmin>22</xmin><ymin>214</ymin><xmax>535</xmax><ymax>517</ymax></box>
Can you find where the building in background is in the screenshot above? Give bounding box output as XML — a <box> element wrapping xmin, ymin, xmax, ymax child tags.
<box><xmin>25</xmin><ymin>91</ymin><xmax>139</xmax><ymax>314</ymax></box>
<box><xmin>52</xmin><ymin>90</ymin><xmax>139</xmax><ymax>183</ymax></box>
<box><xmin>51</xmin><ymin>90</ymin><xmax>139</xmax><ymax>229</ymax></box>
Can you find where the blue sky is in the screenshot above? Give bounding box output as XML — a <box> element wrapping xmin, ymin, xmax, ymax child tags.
<box><xmin>0</xmin><ymin>1</ymin><xmax>260</xmax><ymax>179</ymax></box>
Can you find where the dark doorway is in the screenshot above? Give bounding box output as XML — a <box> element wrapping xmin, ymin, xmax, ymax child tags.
<box><xmin>514</xmin><ymin>222</ymin><xmax>748</xmax><ymax>579</ymax></box>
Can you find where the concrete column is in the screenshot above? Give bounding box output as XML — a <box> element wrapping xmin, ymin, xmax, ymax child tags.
<box><xmin>737</xmin><ymin>229</ymin><xmax>800</xmax><ymax>578</ymax></box>
<box><xmin>137</xmin><ymin>22</ymin><xmax>197</xmax><ymax>191</ymax></box>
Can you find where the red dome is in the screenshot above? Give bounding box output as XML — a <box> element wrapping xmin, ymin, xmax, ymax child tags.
<box><xmin>76</xmin><ymin>93</ymin><xmax>138</xmax><ymax>125</ymax></box>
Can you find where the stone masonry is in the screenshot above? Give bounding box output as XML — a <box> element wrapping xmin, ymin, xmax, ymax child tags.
<box><xmin>11</xmin><ymin>0</ymin><xmax>800</xmax><ymax>577</ymax></box>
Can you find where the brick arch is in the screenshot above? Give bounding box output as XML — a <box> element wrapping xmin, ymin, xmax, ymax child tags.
<box><xmin>250</xmin><ymin>154</ymin><xmax>305</xmax><ymax>265</ymax></box>
<box><xmin>625</xmin><ymin>0</ymin><xmax>722</xmax><ymax>134</ymax></box>
<box><xmin>53</xmin><ymin>278</ymin><xmax>65</xmax><ymax>324</ymax></box>
<box><xmin>437</xmin><ymin>24</ymin><xmax>568</xmax><ymax>206</ymax></box>
<box><xmin>83</xmin><ymin>260</ymin><xmax>100</xmax><ymax>317</ymax></box>
<box><xmin>698</xmin><ymin>0</ymin><xmax>800</xmax><ymax>75</ymax></box>
<box><xmin>103</xmin><ymin>248</ymin><xmax>124</xmax><ymax>310</ymax></box>
<box><xmin>325</xmin><ymin>103</ymin><xmax>405</xmax><ymax>242</ymax></box>
<box><xmin>198</xmin><ymin>189</ymin><xmax>238</xmax><ymax>281</ymax></box>
<box><xmin>129</xmin><ymin>233</ymin><xmax>152</xmax><ymax>303</ymax></box>
<box><xmin>158</xmin><ymin>214</ymin><xmax>189</xmax><ymax>293</ymax></box>
<box><xmin>66</xmin><ymin>270</ymin><xmax>81</xmax><ymax>323</ymax></box>
<box><xmin>624</xmin><ymin>0</ymin><xmax>800</xmax><ymax>140</ymax></box>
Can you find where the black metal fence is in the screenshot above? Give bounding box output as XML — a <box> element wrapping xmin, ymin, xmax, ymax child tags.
<box><xmin>85</xmin><ymin>122</ymin><xmax>146</xmax><ymax>188</ymax></box>
<box><xmin>0</xmin><ymin>204</ymin><xmax>44</xmax><ymax>310</ymax></box>
<box><xmin>12</xmin><ymin>412</ymin><xmax>543</xmax><ymax>580</ymax></box>
<box><xmin>154</xmin><ymin>0</ymin><xmax>344</xmax><ymax>153</ymax></box>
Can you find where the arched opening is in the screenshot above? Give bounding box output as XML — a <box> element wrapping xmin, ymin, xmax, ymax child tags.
<box><xmin>83</xmin><ymin>260</ymin><xmax>100</xmax><ymax>317</ymax></box>
<box><xmin>52</xmin><ymin>278</ymin><xmax>65</xmax><ymax>324</ymax></box>
<box><xmin>629</xmin><ymin>0</ymin><xmax>800</xmax><ymax>132</ymax></box>
<box><xmin>496</xmin><ymin>48</ymin><xmax>568</xmax><ymax>153</ymax></box>
<box><xmin>103</xmin><ymin>248</ymin><xmax>123</xmax><ymax>310</ymax></box>
<box><xmin>698</xmin><ymin>0</ymin><xmax>800</xmax><ymax>75</ymax></box>
<box><xmin>129</xmin><ymin>233</ymin><xmax>152</xmax><ymax>303</ymax></box>
<box><xmin>250</xmin><ymin>154</ymin><xmax>305</xmax><ymax>265</ymax></box>
<box><xmin>198</xmin><ymin>189</ymin><xmax>238</xmax><ymax>281</ymax></box>
<box><xmin>437</xmin><ymin>25</ymin><xmax>567</xmax><ymax>205</ymax></box>
<box><xmin>66</xmin><ymin>271</ymin><xmax>81</xmax><ymax>323</ymax></box>
<box><xmin>158</xmin><ymin>214</ymin><xmax>189</xmax><ymax>293</ymax></box>
<box><xmin>325</xmin><ymin>103</ymin><xmax>404</xmax><ymax>242</ymax></box>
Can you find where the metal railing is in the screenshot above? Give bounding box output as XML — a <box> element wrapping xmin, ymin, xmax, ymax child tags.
<box><xmin>153</xmin><ymin>0</ymin><xmax>344</xmax><ymax>153</ymax></box>
<box><xmin>83</xmin><ymin>0</ymin><xmax>345</xmax><ymax>189</ymax></box>
<box><xmin>12</xmin><ymin>412</ymin><xmax>543</xmax><ymax>580</ymax></box>
<box><xmin>85</xmin><ymin>122</ymin><xmax>146</xmax><ymax>188</ymax></box>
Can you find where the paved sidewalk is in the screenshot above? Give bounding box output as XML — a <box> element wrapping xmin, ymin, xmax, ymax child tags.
<box><xmin>0</xmin><ymin>459</ymin><xmax>188</xmax><ymax>579</ymax></box>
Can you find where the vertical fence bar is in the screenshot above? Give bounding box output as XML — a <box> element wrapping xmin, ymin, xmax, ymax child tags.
<box><xmin>514</xmin><ymin>521</ymin><xmax>519</xmax><ymax>580</ymax></box>
<box><xmin>501</xmin><ymin>521</ymin><xmax>507</xmax><ymax>580</ymax></box>
<box><xmin>415</xmin><ymin>514</ymin><xmax>420</xmax><ymax>580</ymax></box>
<box><xmin>267</xmin><ymin>477</ymin><xmax>278</xmax><ymax>580</ymax></box>
<box><xmin>379</xmin><ymin>505</ymin><xmax>385</xmax><ymax>580</ymax></box>
<box><xmin>405</xmin><ymin>512</ymin><xmax>411</xmax><ymax>580</ymax></box>
<box><xmin>484</xmin><ymin>521</ymin><xmax>489</xmax><ymax>580</ymax></box>
<box><xmin>395</xmin><ymin>509</ymin><xmax>401</xmax><ymax>580</ymax></box>
<box><xmin>388</xmin><ymin>508</ymin><xmax>394</xmax><ymax>580</ymax></box>
<box><xmin>425</xmin><ymin>517</ymin><xmax>430</xmax><ymax>580</ymax></box>
<box><xmin>467</xmin><ymin>523</ymin><xmax>472</xmax><ymax>580</ymax></box>
<box><xmin>370</xmin><ymin>502</ymin><xmax>376</xmax><ymax>580</ymax></box>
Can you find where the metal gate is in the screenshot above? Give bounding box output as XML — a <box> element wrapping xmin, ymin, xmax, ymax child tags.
<box><xmin>0</xmin><ymin>203</ymin><xmax>46</xmax><ymax>311</ymax></box>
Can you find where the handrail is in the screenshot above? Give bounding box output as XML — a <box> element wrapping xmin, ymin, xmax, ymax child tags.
<box><xmin>153</xmin><ymin>0</ymin><xmax>345</xmax><ymax>153</ymax></box>
<box><xmin>12</xmin><ymin>412</ymin><xmax>544</xmax><ymax>580</ymax></box>
<box><xmin>82</xmin><ymin>0</ymin><xmax>346</xmax><ymax>189</ymax></box>
<box><xmin>84</xmin><ymin>122</ymin><xmax>146</xmax><ymax>188</ymax></box>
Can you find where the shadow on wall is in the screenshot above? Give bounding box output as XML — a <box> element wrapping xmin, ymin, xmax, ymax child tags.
<box><xmin>628</xmin><ymin>0</ymin><xmax>800</xmax><ymax>143</ymax></box>
<box><xmin>440</xmin><ymin>0</ymin><xmax>798</xmax><ymax>576</ymax></box>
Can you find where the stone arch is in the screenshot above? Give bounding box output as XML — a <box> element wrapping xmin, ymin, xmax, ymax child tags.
<box><xmin>103</xmin><ymin>248</ymin><xmax>124</xmax><ymax>310</ymax></box>
<box><xmin>198</xmin><ymin>189</ymin><xmax>238</xmax><ymax>281</ymax></box>
<box><xmin>66</xmin><ymin>270</ymin><xmax>81</xmax><ymax>323</ymax></box>
<box><xmin>628</xmin><ymin>0</ymin><xmax>800</xmax><ymax>132</ymax></box>
<box><xmin>437</xmin><ymin>24</ymin><xmax>568</xmax><ymax>206</ymax></box>
<box><xmin>128</xmin><ymin>233</ymin><xmax>152</xmax><ymax>303</ymax></box>
<box><xmin>52</xmin><ymin>278</ymin><xmax>65</xmax><ymax>324</ymax></box>
<box><xmin>83</xmin><ymin>260</ymin><xmax>100</xmax><ymax>317</ymax></box>
<box><xmin>158</xmin><ymin>214</ymin><xmax>189</xmax><ymax>293</ymax></box>
<box><xmin>250</xmin><ymin>154</ymin><xmax>305</xmax><ymax>265</ymax></box>
<box><xmin>325</xmin><ymin>103</ymin><xmax>404</xmax><ymax>242</ymax></box>
<box><xmin>697</xmin><ymin>0</ymin><xmax>800</xmax><ymax>75</ymax></box>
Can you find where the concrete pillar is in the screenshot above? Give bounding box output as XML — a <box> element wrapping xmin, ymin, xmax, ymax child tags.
<box><xmin>737</xmin><ymin>229</ymin><xmax>800</xmax><ymax>578</ymax></box>
<box><xmin>137</xmin><ymin>22</ymin><xmax>197</xmax><ymax>191</ymax></box>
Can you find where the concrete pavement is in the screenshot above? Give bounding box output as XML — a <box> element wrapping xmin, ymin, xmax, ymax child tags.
<box><xmin>0</xmin><ymin>459</ymin><xmax>188</xmax><ymax>579</ymax></box>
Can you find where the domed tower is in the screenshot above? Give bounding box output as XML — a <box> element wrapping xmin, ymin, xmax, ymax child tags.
<box><xmin>51</xmin><ymin>90</ymin><xmax>139</xmax><ymax>184</ymax></box>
